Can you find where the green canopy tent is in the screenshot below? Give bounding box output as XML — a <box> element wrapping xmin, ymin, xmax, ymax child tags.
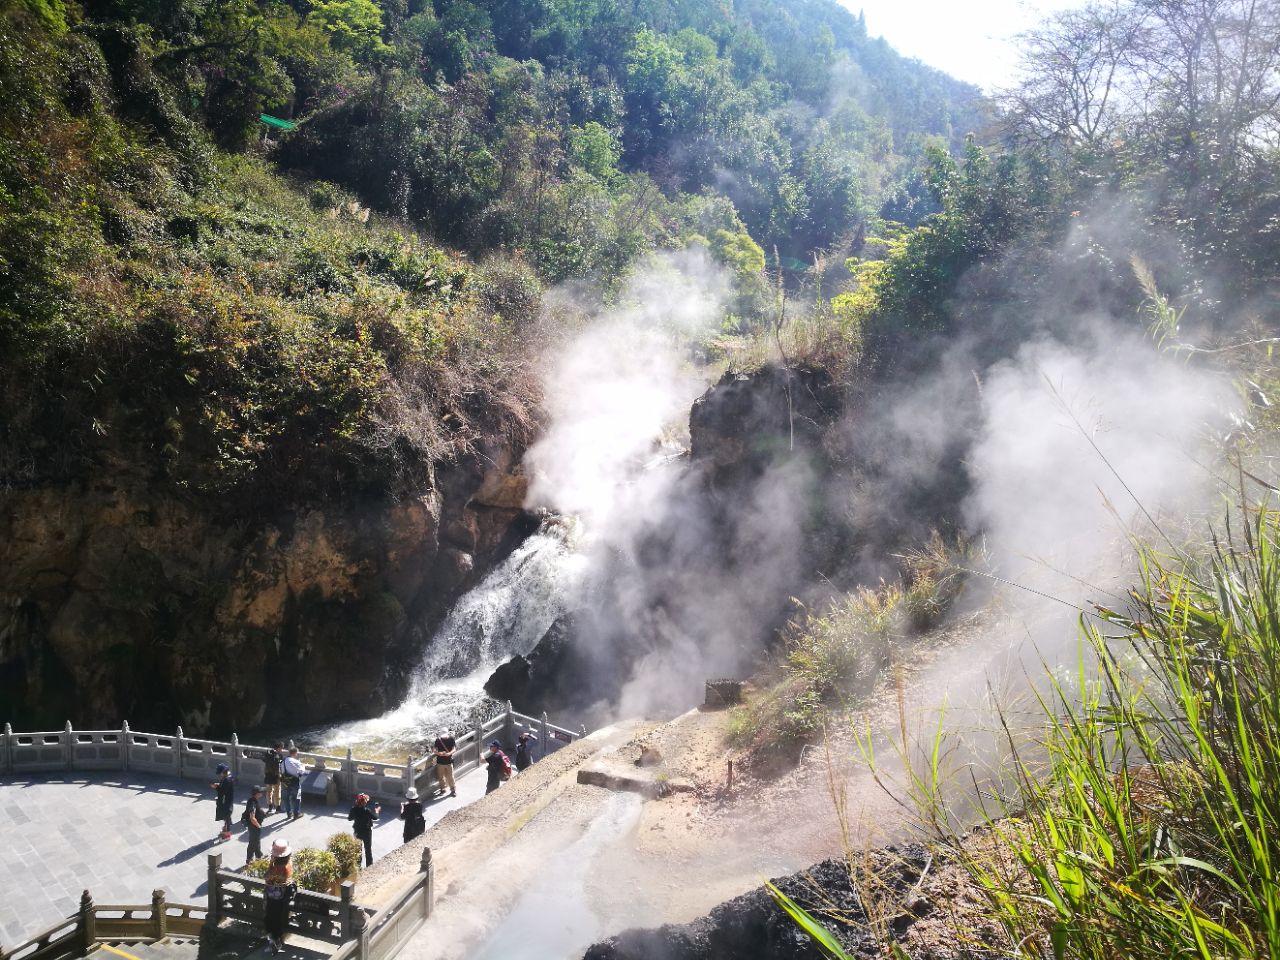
<box><xmin>259</xmin><ymin>114</ymin><xmax>297</xmax><ymax>131</ymax></box>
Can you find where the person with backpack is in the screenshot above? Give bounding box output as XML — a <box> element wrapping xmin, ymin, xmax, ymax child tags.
<box><xmin>281</xmin><ymin>748</ymin><xmax>306</xmax><ymax>820</ymax></box>
<box><xmin>515</xmin><ymin>731</ymin><xmax>537</xmax><ymax>772</ymax></box>
<box><xmin>211</xmin><ymin>763</ymin><xmax>234</xmax><ymax>840</ymax></box>
<box><xmin>263</xmin><ymin>838</ymin><xmax>297</xmax><ymax>955</ymax></box>
<box><xmin>347</xmin><ymin>793</ymin><xmax>381</xmax><ymax>867</ymax></box>
<box><xmin>243</xmin><ymin>785</ymin><xmax>266</xmax><ymax>863</ymax></box>
<box><xmin>263</xmin><ymin>743</ymin><xmax>284</xmax><ymax>814</ymax></box>
<box><xmin>399</xmin><ymin>788</ymin><xmax>426</xmax><ymax>844</ymax></box>
<box><xmin>484</xmin><ymin>740</ymin><xmax>510</xmax><ymax>794</ymax></box>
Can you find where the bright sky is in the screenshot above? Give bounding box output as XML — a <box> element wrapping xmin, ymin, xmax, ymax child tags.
<box><xmin>840</xmin><ymin>0</ymin><xmax>1087</xmax><ymax>92</ymax></box>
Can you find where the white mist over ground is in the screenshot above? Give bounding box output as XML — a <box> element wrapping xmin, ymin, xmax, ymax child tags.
<box><xmin>319</xmin><ymin>523</ymin><xmax>585</xmax><ymax>755</ymax></box>
<box><xmin>469</xmin><ymin>793</ymin><xmax>645</xmax><ymax>960</ymax></box>
<box><xmin>888</xmin><ymin>320</ymin><xmax>1241</xmax><ymax>801</ymax></box>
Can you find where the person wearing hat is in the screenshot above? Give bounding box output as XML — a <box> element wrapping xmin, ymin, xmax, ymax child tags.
<box><xmin>347</xmin><ymin>793</ymin><xmax>382</xmax><ymax>867</ymax></box>
<box><xmin>242</xmin><ymin>785</ymin><xmax>266</xmax><ymax>864</ymax></box>
<box><xmin>211</xmin><ymin>763</ymin><xmax>234</xmax><ymax>840</ymax></box>
<box><xmin>432</xmin><ymin>729</ymin><xmax>456</xmax><ymax>798</ymax></box>
<box><xmin>399</xmin><ymin>788</ymin><xmax>426</xmax><ymax>844</ymax></box>
<box><xmin>263</xmin><ymin>838</ymin><xmax>297</xmax><ymax>954</ymax></box>
<box><xmin>484</xmin><ymin>740</ymin><xmax>508</xmax><ymax>795</ymax></box>
<box><xmin>515</xmin><ymin>731</ymin><xmax>537</xmax><ymax>772</ymax></box>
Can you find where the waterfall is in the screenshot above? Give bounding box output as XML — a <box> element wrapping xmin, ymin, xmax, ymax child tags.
<box><xmin>319</xmin><ymin>520</ymin><xmax>584</xmax><ymax>754</ymax></box>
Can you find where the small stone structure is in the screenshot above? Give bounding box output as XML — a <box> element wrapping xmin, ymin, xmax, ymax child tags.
<box><xmin>703</xmin><ymin>679</ymin><xmax>743</xmax><ymax>709</ymax></box>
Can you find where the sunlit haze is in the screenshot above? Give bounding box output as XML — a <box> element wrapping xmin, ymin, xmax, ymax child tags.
<box><xmin>842</xmin><ymin>0</ymin><xmax>1088</xmax><ymax>92</ymax></box>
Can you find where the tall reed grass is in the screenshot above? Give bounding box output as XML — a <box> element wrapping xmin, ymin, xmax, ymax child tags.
<box><xmin>932</xmin><ymin>508</ymin><xmax>1280</xmax><ymax>958</ymax></box>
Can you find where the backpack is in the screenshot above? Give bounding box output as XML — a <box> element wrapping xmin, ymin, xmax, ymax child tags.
<box><xmin>500</xmin><ymin>751</ymin><xmax>513</xmax><ymax>781</ymax></box>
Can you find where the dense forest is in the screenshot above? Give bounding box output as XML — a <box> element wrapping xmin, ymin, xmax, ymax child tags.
<box><xmin>0</xmin><ymin>0</ymin><xmax>985</xmax><ymax>501</ymax></box>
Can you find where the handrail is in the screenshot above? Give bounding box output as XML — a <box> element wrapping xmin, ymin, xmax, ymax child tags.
<box><xmin>0</xmin><ymin>891</ymin><xmax>204</xmax><ymax>960</ymax></box>
<box><xmin>3</xmin><ymin>705</ymin><xmax>586</xmax><ymax>801</ymax></box>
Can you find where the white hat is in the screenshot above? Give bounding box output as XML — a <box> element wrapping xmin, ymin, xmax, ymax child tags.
<box><xmin>440</xmin><ymin>729</ymin><xmax>450</xmax><ymax>737</ymax></box>
<box><xmin>405</xmin><ymin>788</ymin><xmax>418</xmax><ymax>800</ymax></box>
<box><xmin>271</xmin><ymin>839</ymin><xmax>291</xmax><ymax>858</ymax></box>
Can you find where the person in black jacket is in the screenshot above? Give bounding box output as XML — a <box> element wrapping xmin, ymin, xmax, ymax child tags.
<box><xmin>263</xmin><ymin>743</ymin><xmax>284</xmax><ymax>814</ymax></box>
<box><xmin>211</xmin><ymin>763</ymin><xmax>234</xmax><ymax>840</ymax></box>
<box><xmin>484</xmin><ymin>741</ymin><xmax>507</xmax><ymax>794</ymax></box>
<box><xmin>243</xmin><ymin>786</ymin><xmax>265</xmax><ymax>863</ymax></box>
<box><xmin>515</xmin><ymin>732</ymin><xmax>537</xmax><ymax>772</ymax></box>
<box><xmin>347</xmin><ymin>794</ymin><xmax>381</xmax><ymax>866</ymax></box>
<box><xmin>399</xmin><ymin>788</ymin><xmax>425</xmax><ymax>844</ymax></box>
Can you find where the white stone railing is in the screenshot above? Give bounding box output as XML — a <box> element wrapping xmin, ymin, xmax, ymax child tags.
<box><xmin>2</xmin><ymin>704</ymin><xmax>586</xmax><ymax>801</ymax></box>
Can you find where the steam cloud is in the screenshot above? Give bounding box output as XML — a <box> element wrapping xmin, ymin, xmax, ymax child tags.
<box><xmin>524</xmin><ymin>249</ymin><xmax>818</xmax><ymax>720</ymax></box>
<box><xmin>525</xmin><ymin>206</ymin><xmax>1240</xmax><ymax>738</ymax></box>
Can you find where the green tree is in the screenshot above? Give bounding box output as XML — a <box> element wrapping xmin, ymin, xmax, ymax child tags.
<box><xmin>307</xmin><ymin>0</ymin><xmax>387</xmax><ymax>59</ymax></box>
<box><xmin>568</xmin><ymin>121</ymin><xmax>620</xmax><ymax>180</ymax></box>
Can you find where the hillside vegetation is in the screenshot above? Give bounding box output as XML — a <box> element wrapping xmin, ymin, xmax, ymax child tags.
<box><xmin>0</xmin><ymin>0</ymin><xmax>984</xmax><ymax>503</ymax></box>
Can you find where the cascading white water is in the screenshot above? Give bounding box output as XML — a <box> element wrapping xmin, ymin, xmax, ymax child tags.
<box><xmin>318</xmin><ymin>519</ymin><xmax>585</xmax><ymax>755</ymax></box>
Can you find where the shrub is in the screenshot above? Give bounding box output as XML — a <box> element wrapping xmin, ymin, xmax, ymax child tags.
<box><xmin>245</xmin><ymin>857</ymin><xmax>270</xmax><ymax>878</ymax></box>
<box><xmin>326</xmin><ymin>833</ymin><xmax>363</xmax><ymax>879</ymax></box>
<box><xmin>292</xmin><ymin>848</ymin><xmax>341</xmax><ymax>894</ymax></box>
<box><xmin>309</xmin><ymin>180</ymin><xmax>350</xmax><ymax>212</ymax></box>
<box><xmin>787</xmin><ymin>584</ymin><xmax>905</xmax><ymax>699</ymax></box>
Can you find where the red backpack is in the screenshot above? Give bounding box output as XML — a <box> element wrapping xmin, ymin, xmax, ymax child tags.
<box><xmin>500</xmin><ymin>751</ymin><xmax>513</xmax><ymax>780</ymax></box>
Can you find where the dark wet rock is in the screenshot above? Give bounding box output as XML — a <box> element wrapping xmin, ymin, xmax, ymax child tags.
<box><xmin>583</xmin><ymin>846</ymin><xmax>933</xmax><ymax>960</ymax></box>
<box><xmin>689</xmin><ymin>364</ymin><xmax>841</xmax><ymax>492</ymax></box>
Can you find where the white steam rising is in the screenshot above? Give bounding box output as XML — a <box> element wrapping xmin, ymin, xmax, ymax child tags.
<box><xmin>523</xmin><ymin>248</ymin><xmax>815</xmax><ymax>718</ymax></box>
<box><xmin>967</xmin><ymin>329</ymin><xmax>1235</xmax><ymax>596</ymax></box>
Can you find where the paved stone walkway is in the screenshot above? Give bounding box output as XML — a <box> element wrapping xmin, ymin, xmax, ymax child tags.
<box><xmin>0</xmin><ymin>766</ymin><xmax>487</xmax><ymax>950</ymax></box>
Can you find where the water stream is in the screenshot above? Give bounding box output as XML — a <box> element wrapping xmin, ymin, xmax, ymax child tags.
<box><xmin>317</xmin><ymin>519</ymin><xmax>585</xmax><ymax>756</ymax></box>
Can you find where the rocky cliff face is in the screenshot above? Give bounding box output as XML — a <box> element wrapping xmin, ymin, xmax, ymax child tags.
<box><xmin>0</xmin><ymin>446</ymin><xmax>534</xmax><ymax>734</ymax></box>
<box><xmin>486</xmin><ymin>363</ymin><xmax>851</xmax><ymax>724</ymax></box>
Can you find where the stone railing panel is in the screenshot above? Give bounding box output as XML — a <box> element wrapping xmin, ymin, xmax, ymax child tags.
<box><xmin>348</xmin><ymin>759</ymin><xmax>409</xmax><ymax>800</ymax></box>
<box><xmin>9</xmin><ymin>731</ymin><xmax>70</xmax><ymax>773</ymax></box>
<box><xmin>177</xmin><ymin>737</ymin><xmax>234</xmax><ymax>782</ymax></box>
<box><xmin>69</xmin><ymin>731</ymin><xmax>124</xmax><ymax>770</ymax></box>
<box><xmin>128</xmin><ymin>732</ymin><xmax>181</xmax><ymax>777</ymax></box>
<box><xmin>211</xmin><ymin>861</ymin><xmax>357</xmax><ymax>945</ymax></box>
<box><xmin>90</xmin><ymin>907</ymin><xmax>157</xmax><ymax>941</ymax></box>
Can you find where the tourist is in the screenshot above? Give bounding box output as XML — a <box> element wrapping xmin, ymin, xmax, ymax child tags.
<box><xmin>263</xmin><ymin>838</ymin><xmax>297</xmax><ymax>955</ymax></box>
<box><xmin>281</xmin><ymin>747</ymin><xmax>306</xmax><ymax>820</ymax></box>
<box><xmin>211</xmin><ymin>762</ymin><xmax>234</xmax><ymax>840</ymax></box>
<box><xmin>243</xmin><ymin>786</ymin><xmax>266</xmax><ymax>864</ymax></box>
<box><xmin>347</xmin><ymin>793</ymin><xmax>381</xmax><ymax>867</ymax></box>
<box><xmin>484</xmin><ymin>740</ymin><xmax>508</xmax><ymax>794</ymax></box>
<box><xmin>515</xmin><ymin>731</ymin><xmax>537</xmax><ymax>772</ymax></box>
<box><xmin>400</xmin><ymin>788</ymin><xmax>426</xmax><ymax>844</ymax></box>
<box><xmin>264</xmin><ymin>743</ymin><xmax>284</xmax><ymax>814</ymax></box>
<box><xmin>433</xmin><ymin>729</ymin><xmax>456</xmax><ymax>798</ymax></box>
